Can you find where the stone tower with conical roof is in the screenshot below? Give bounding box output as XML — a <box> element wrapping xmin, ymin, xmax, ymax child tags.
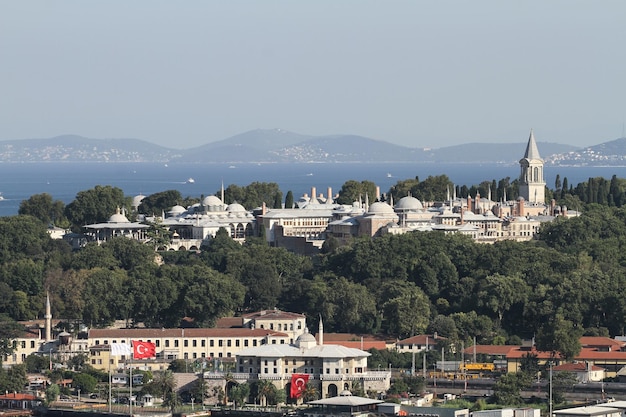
<box><xmin>518</xmin><ymin>129</ymin><xmax>545</xmax><ymax>204</ymax></box>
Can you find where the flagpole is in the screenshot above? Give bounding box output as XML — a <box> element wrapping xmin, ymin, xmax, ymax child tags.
<box><xmin>108</xmin><ymin>354</ymin><xmax>112</xmax><ymax>413</ymax></box>
<box><xmin>129</xmin><ymin>352</ymin><xmax>133</xmax><ymax>417</ymax></box>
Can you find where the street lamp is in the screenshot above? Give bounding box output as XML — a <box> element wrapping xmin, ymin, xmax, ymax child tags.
<box><xmin>78</xmin><ymin>389</ymin><xmax>81</xmax><ymax>403</ymax></box>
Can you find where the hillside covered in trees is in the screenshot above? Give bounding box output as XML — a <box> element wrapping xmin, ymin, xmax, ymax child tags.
<box><xmin>4</xmin><ymin>174</ymin><xmax>626</xmax><ymax>361</ymax></box>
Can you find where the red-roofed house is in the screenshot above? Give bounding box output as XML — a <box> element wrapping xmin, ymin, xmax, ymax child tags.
<box><xmin>396</xmin><ymin>334</ymin><xmax>446</xmax><ymax>353</ymax></box>
<box><xmin>580</xmin><ymin>337</ymin><xmax>626</xmax><ymax>352</ymax></box>
<box><xmin>553</xmin><ymin>362</ymin><xmax>605</xmax><ymax>382</ymax></box>
<box><xmin>0</xmin><ymin>393</ymin><xmax>42</xmax><ymax>409</ymax></box>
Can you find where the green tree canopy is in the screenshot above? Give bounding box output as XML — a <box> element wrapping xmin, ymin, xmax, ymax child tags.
<box><xmin>65</xmin><ymin>185</ymin><xmax>127</xmax><ymax>230</ymax></box>
<box><xmin>336</xmin><ymin>180</ymin><xmax>378</xmax><ymax>205</ymax></box>
<box><xmin>222</xmin><ymin>182</ymin><xmax>282</xmax><ymax>209</ymax></box>
<box><xmin>73</xmin><ymin>372</ymin><xmax>97</xmax><ymax>393</ymax></box>
<box><xmin>138</xmin><ymin>190</ymin><xmax>183</xmax><ymax>215</ymax></box>
<box><xmin>19</xmin><ymin>193</ymin><xmax>67</xmax><ymax>226</ymax></box>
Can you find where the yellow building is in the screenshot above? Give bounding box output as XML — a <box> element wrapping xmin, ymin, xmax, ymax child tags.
<box><xmin>86</xmin><ymin>327</ymin><xmax>291</xmax><ymax>371</ymax></box>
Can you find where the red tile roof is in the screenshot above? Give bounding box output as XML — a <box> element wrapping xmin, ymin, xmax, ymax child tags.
<box><xmin>215</xmin><ymin>317</ymin><xmax>244</xmax><ymax>328</ymax></box>
<box><xmin>554</xmin><ymin>362</ymin><xmax>604</xmax><ymax>372</ymax></box>
<box><xmin>576</xmin><ymin>348</ymin><xmax>626</xmax><ymax>361</ymax></box>
<box><xmin>88</xmin><ymin>328</ymin><xmax>288</xmax><ymax>338</ymax></box>
<box><xmin>323</xmin><ymin>341</ymin><xmax>388</xmax><ymax>350</ymax></box>
<box><xmin>397</xmin><ymin>334</ymin><xmax>446</xmax><ymax>345</ymax></box>
<box><xmin>463</xmin><ymin>345</ymin><xmax>520</xmax><ymax>355</ymax></box>
<box><xmin>316</xmin><ymin>333</ymin><xmax>388</xmax><ymax>342</ymax></box>
<box><xmin>0</xmin><ymin>393</ymin><xmax>38</xmax><ymax>400</ymax></box>
<box><xmin>580</xmin><ymin>337</ymin><xmax>626</xmax><ymax>350</ymax></box>
<box><xmin>506</xmin><ymin>347</ymin><xmax>560</xmax><ymax>360</ymax></box>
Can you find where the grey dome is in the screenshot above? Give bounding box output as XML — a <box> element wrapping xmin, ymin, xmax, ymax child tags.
<box><xmin>108</xmin><ymin>208</ymin><xmax>129</xmax><ymax>223</ymax></box>
<box><xmin>296</xmin><ymin>332</ymin><xmax>316</xmax><ymax>344</ymax></box>
<box><xmin>368</xmin><ymin>201</ymin><xmax>395</xmax><ymax>215</ymax></box>
<box><xmin>203</xmin><ymin>195</ymin><xmax>223</xmax><ymax>206</ymax></box>
<box><xmin>169</xmin><ymin>205</ymin><xmax>186</xmax><ymax>215</ymax></box>
<box><xmin>396</xmin><ymin>195</ymin><xmax>423</xmax><ymax>211</ymax></box>
<box><xmin>227</xmin><ymin>203</ymin><xmax>246</xmax><ymax>213</ymax></box>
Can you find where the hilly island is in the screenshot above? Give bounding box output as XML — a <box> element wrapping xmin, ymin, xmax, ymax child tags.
<box><xmin>2</xmin><ymin>128</ymin><xmax>625</xmax><ymax>165</ymax></box>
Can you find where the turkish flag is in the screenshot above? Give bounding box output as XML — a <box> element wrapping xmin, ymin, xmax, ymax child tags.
<box><xmin>290</xmin><ymin>374</ymin><xmax>310</xmax><ymax>398</ymax></box>
<box><xmin>132</xmin><ymin>341</ymin><xmax>156</xmax><ymax>359</ymax></box>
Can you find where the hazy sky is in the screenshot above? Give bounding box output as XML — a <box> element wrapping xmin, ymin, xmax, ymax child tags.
<box><xmin>1</xmin><ymin>1</ymin><xmax>625</xmax><ymax>149</ymax></box>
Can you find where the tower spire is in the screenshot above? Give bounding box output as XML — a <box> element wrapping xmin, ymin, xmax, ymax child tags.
<box><xmin>519</xmin><ymin>129</ymin><xmax>545</xmax><ymax>204</ymax></box>
<box><xmin>523</xmin><ymin>128</ymin><xmax>541</xmax><ymax>160</ymax></box>
<box><xmin>45</xmin><ymin>292</ymin><xmax>52</xmax><ymax>341</ymax></box>
<box><xmin>318</xmin><ymin>315</ymin><xmax>324</xmax><ymax>346</ymax></box>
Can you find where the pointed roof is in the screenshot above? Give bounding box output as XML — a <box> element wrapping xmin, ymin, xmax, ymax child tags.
<box><xmin>523</xmin><ymin>129</ymin><xmax>542</xmax><ymax>160</ymax></box>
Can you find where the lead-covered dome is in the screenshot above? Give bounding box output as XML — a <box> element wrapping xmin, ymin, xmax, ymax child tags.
<box><xmin>368</xmin><ymin>201</ymin><xmax>395</xmax><ymax>215</ymax></box>
<box><xmin>396</xmin><ymin>195</ymin><xmax>423</xmax><ymax>211</ymax></box>
<box><xmin>169</xmin><ymin>205</ymin><xmax>186</xmax><ymax>216</ymax></box>
<box><xmin>203</xmin><ymin>195</ymin><xmax>223</xmax><ymax>206</ymax></box>
<box><xmin>108</xmin><ymin>207</ymin><xmax>129</xmax><ymax>223</ymax></box>
<box><xmin>227</xmin><ymin>203</ymin><xmax>246</xmax><ymax>213</ymax></box>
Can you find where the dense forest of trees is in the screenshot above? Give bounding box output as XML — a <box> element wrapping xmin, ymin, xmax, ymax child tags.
<box><xmin>5</xmin><ymin>174</ymin><xmax>626</xmax><ymax>364</ymax></box>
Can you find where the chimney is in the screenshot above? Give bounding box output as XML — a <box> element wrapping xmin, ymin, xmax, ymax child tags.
<box><xmin>311</xmin><ymin>187</ymin><xmax>317</xmax><ymax>201</ymax></box>
<box><xmin>327</xmin><ymin>187</ymin><xmax>332</xmax><ymax>203</ymax></box>
<box><xmin>467</xmin><ymin>195</ymin><xmax>472</xmax><ymax>213</ymax></box>
<box><xmin>518</xmin><ymin>198</ymin><xmax>525</xmax><ymax>217</ymax></box>
<box><xmin>376</xmin><ymin>186</ymin><xmax>381</xmax><ymax>201</ymax></box>
<box><xmin>262</xmin><ymin>201</ymin><xmax>267</xmax><ymax>215</ymax></box>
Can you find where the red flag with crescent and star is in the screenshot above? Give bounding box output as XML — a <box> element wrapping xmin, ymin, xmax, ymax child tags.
<box><xmin>290</xmin><ymin>374</ymin><xmax>310</xmax><ymax>398</ymax></box>
<box><xmin>132</xmin><ymin>340</ymin><xmax>156</xmax><ymax>359</ymax></box>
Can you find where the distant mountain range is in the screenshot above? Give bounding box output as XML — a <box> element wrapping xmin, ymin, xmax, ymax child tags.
<box><xmin>0</xmin><ymin>129</ymin><xmax>624</xmax><ymax>165</ymax></box>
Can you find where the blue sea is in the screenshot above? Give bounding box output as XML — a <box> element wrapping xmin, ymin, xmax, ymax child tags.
<box><xmin>0</xmin><ymin>162</ymin><xmax>625</xmax><ymax>217</ymax></box>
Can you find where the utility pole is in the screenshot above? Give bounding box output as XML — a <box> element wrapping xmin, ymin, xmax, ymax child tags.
<box><xmin>549</xmin><ymin>361</ymin><xmax>553</xmax><ymax>417</ymax></box>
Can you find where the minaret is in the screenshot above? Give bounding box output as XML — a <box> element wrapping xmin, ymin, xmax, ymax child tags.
<box><xmin>519</xmin><ymin>129</ymin><xmax>545</xmax><ymax>204</ymax></box>
<box><xmin>318</xmin><ymin>315</ymin><xmax>324</xmax><ymax>346</ymax></box>
<box><xmin>45</xmin><ymin>292</ymin><xmax>52</xmax><ymax>341</ymax></box>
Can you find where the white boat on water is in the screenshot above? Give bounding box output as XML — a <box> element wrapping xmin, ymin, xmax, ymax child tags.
<box><xmin>0</xmin><ymin>193</ymin><xmax>4</xmax><ymax>200</ymax></box>
<box><xmin>186</xmin><ymin>178</ymin><xmax>195</xmax><ymax>184</ymax></box>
